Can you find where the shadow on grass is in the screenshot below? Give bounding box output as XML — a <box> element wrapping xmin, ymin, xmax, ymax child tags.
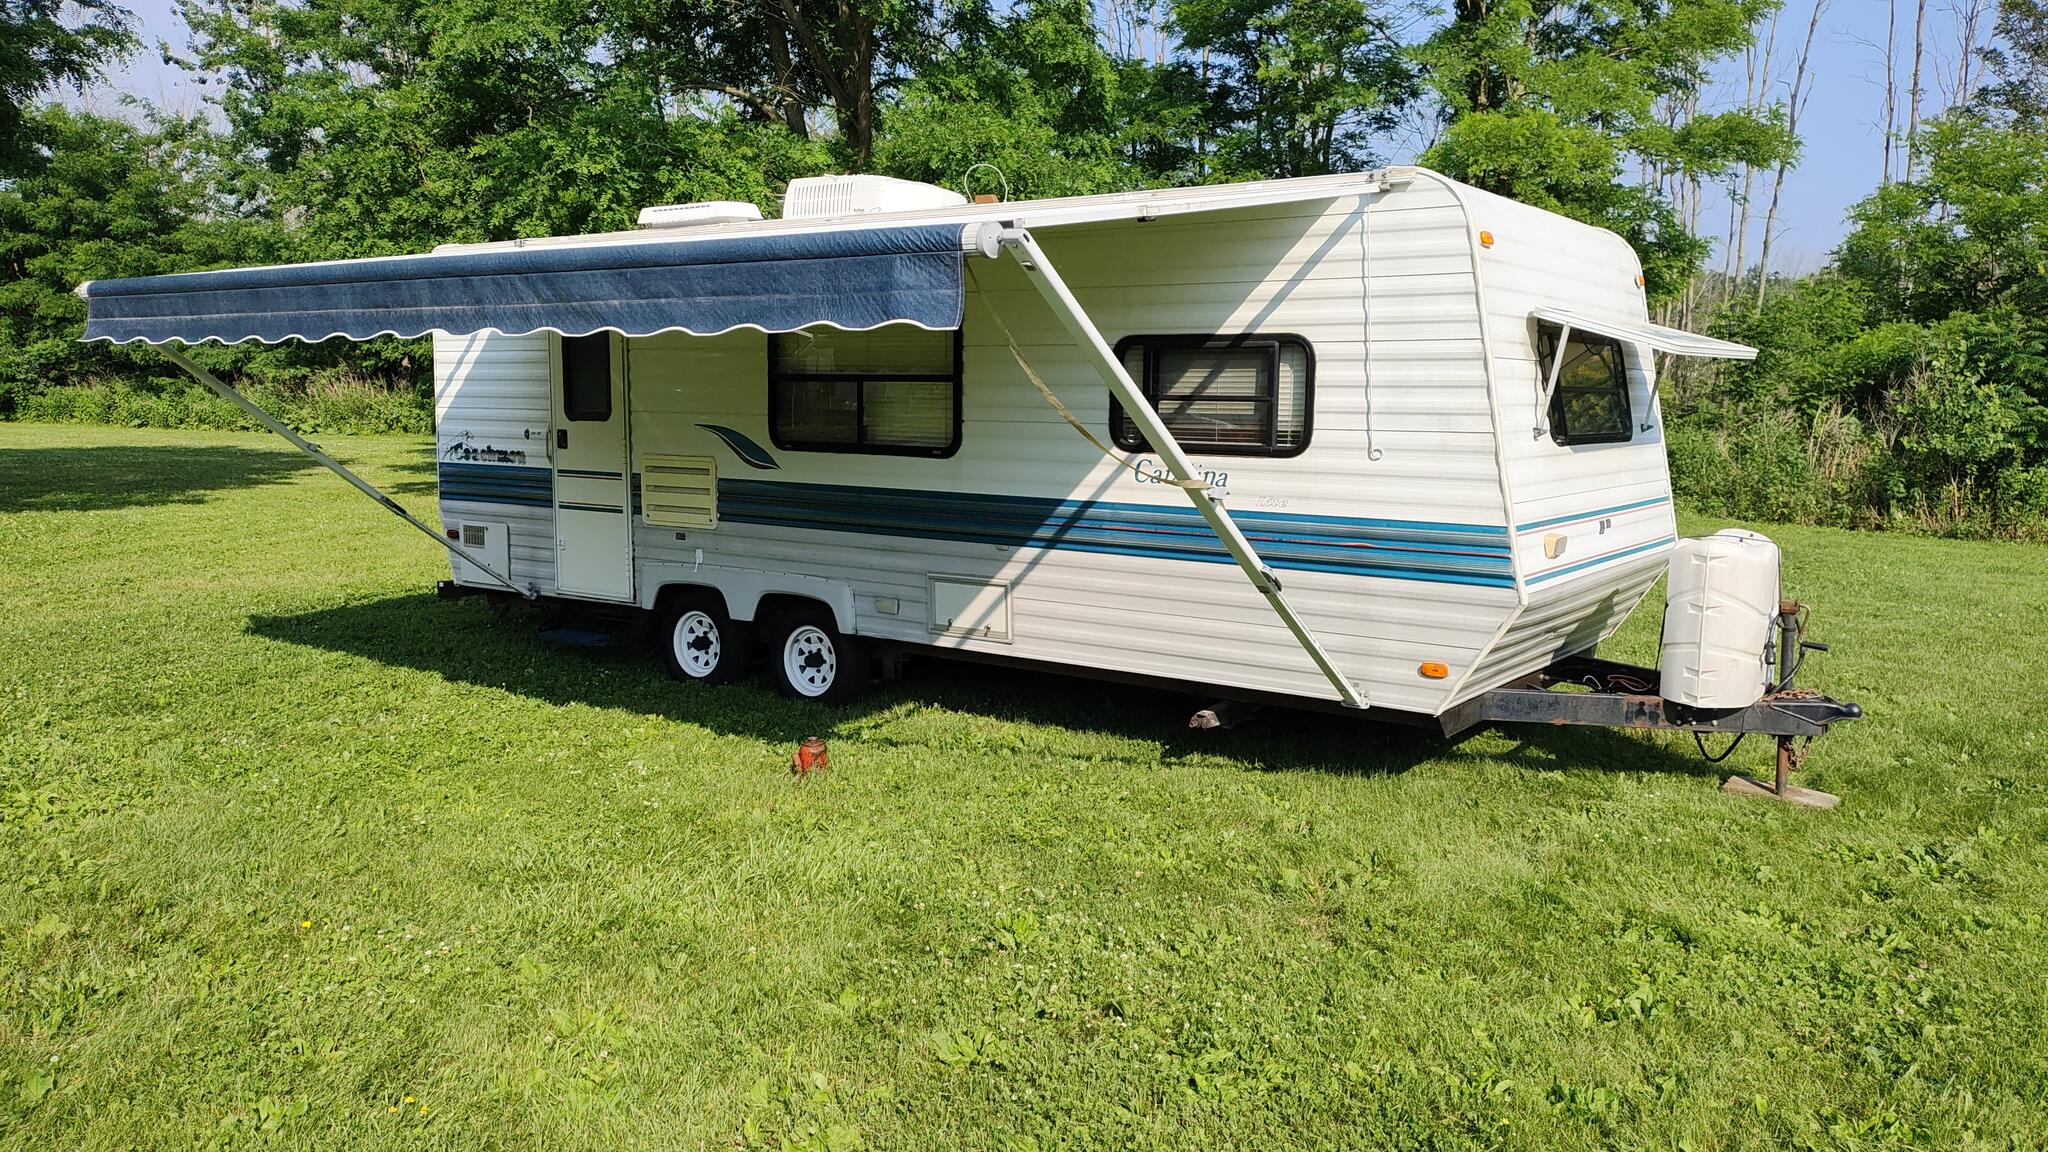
<box><xmin>245</xmin><ymin>593</ymin><xmax>1719</xmax><ymax>781</ymax></box>
<box><xmin>0</xmin><ymin>443</ymin><xmax>319</xmax><ymax>513</ymax></box>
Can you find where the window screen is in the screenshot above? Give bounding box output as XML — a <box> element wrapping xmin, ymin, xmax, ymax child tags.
<box><xmin>562</xmin><ymin>334</ymin><xmax>612</xmax><ymax>422</ymax></box>
<box><xmin>1111</xmin><ymin>335</ymin><xmax>1312</xmax><ymax>457</ymax></box>
<box><xmin>1538</xmin><ymin>324</ymin><xmax>1632</xmax><ymax>446</ymax></box>
<box><xmin>769</xmin><ymin>325</ymin><xmax>961</xmax><ymax>456</ymax></box>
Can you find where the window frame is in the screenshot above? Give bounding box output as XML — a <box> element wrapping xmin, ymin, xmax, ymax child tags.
<box><xmin>561</xmin><ymin>333</ymin><xmax>614</xmax><ymax>423</ymax></box>
<box><xmin>1108</xmin><ymin>333</ymin><xmax>1315</xmax><ymax>459</ymax></box>
<box><xmin>767</xmin><ymin>327</ymin><xmax>964</xmax><ymax>458</ymax></box>
<box><xmin>1537</xmin><ymin>322</ymin><xmax>1635</xmax><ymax>447</ymax></box>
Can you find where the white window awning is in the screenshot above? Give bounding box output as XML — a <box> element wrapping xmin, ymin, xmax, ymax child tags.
<box><xmin>1531</xmin><ymin>305</ymin><xmax>1757</xmax><ymax>361</ymax></box>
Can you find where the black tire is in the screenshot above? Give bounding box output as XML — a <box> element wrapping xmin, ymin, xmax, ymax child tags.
<box><xmin>658</xmin><ymin>592</ymin><xmax>751</xmax><ymax>686</ymax></box>
<box><xmin>766</xmin><ymin>605</ymin><xmax>869</xmax><ymax>705</ymax></box>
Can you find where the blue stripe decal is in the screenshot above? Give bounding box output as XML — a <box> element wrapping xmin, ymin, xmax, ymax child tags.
<box><xmin>558</xmin><ymin>467</ymin><xmax>625</xmax><ymax>480</ymax></box>
<box><xmin>432</xmin><ymin>468</ymin><xmax>1518</xmax><ymax>586</ymax></box>
<box><xmin>438</xmin><ymin>463</ymin><xmax>553</xmax><ymax>509</ymax></box>
<box><xmin>1515</xmin><ymin>496</ymin><xmax>1670</xmax><ymax>533</ymax></box>
<box><xmin>1526</xmin><ymin>536</ymin><xmax>1676</xmax><ymax>585</ymax></box>
<box><xmin>718</xmin><ymin>480</ymin><xmax>1514</xmax><ymax>586</ymax></box>
<box><xmin>439</xmin><ymin>463</ymin><xmax>551</xmax><ymax>482</ymax></box>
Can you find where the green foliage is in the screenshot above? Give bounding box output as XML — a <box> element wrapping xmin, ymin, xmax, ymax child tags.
<box><xmin>871</xmin><ymin>0</ymin><xmax>1153</xmax><ymax>197</ymax></box>
<box><xmin>5</xmin><ymin>423</ymin><xmax>2048</xmax><ymax>1147</ymax></box>
<box><xmin>1170</xmin><ymin>0</ymin><xmax>1413</xmax><ymax>178</ymax></box>
<box><xmin>16</xmin><ymin>375</ymin><xmax>430</xmax><ymax>435</ymax></box>
<box><xmin>177</xmin><ymin>0</ymin><xmax>836</xmax><ymax>257</ymax></box>
<box><xmin>0</xmin><ymin>104</ymin><xmax>280</xmax><ymax>405</ymax></box>
<box><xmin>1678</xmin><ymin>103</ymin><xmax>2048</xmax><ymax>540</ymax></box>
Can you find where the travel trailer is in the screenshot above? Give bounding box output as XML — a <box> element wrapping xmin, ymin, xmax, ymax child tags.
<box><xmin>79</xmin><ymin>166</ymin><xmax>1860</xmax><ymax>803</ymax></box>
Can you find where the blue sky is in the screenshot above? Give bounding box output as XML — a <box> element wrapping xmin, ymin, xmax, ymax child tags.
<box><xmin>82</xmin><ymin>0</ymin><xmax>1987</xmax><ymax>272</ymax></box>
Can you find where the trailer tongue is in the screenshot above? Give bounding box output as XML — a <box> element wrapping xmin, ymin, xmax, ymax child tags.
<box><xmin>1443</xmin><ymin>615</ymin><xmax>1862</xmax><ymax>808</ymax></box>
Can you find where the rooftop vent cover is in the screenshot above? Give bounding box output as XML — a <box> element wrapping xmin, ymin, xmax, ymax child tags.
<box><xmin>782</xmin><ymin>175</ymin><xmax>967</xmax><ymax>220</ymax></box>
<box><xmin>637</xmin><ymin>201</ymin><xmax>764</xmax><ymax>229</ymax></box>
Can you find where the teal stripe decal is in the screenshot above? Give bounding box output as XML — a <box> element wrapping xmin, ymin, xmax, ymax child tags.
<box><xmin>1525</xmin><ymin>536</ymin><xmax>1676</xmax><ymax>585</ymax></box>
<box><xmin>1515</xmin><ymin>496</ymin><xmax>1670</xmax><ymax>533</ymax></box>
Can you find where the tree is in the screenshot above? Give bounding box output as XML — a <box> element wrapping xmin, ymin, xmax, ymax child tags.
<box><xmin>1977</xmin><ymin>0</ymin><xmax>2048</xmax><ymax>122</ymax></box>
<box><xmin>1170</xmin><ymin>0</ymin><xmax>1413</xmax><ymax>180</ymax></box>
<box><xmin>175</xmin><ymin>0</ymin><xmax>832</xmax><ymax>259</ymax></box>
<box><xmin>0</xmin><ymin>104</ymin><xmax>267</xmax><ymax>400</ymax></box>
<box><xmin>0</xmin><ymin>0</ymin><xmax>134</xmax><ymax>170</ymax></box>
<box><xmin>871</xmin><ymin>0</ymin><xmax>1172</xmax><ymax>196</ymax></box>
<box><xmin>1415</xmin><ymin>0</ymin><xmax>1794</xmax><ymax>300</ymax></box>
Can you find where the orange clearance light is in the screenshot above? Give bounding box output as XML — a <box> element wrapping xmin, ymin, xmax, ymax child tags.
<box><xmin>1477</xmin><ymin>230</ymin><xmax>1495</xmax><ymax>248</ymax></box>
<box><xmin>1634</xmin><ymin>273</ymin><xmax>1645</xmax><ymax>288</ymax></box>
<box><xmin>1419</xmin><ymin>661</ymin><xmax>1450</xmax><ymax>680</ymax></box>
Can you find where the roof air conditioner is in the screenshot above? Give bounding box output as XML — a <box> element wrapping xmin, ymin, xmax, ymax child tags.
<box><xmin>637</xmin><ymin>201</ymin><xmax>765</xmax><ymax>229</ymax></box>
<box><xmin>781</xmin><ymin>175</ymin><xmax>966</xmax><ymax>220</ymax></box>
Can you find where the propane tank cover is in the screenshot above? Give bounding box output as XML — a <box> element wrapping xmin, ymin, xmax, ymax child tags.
<box><xmin>1659</xmin><ymin>529</ymin><xmax>1780</xmax><ymax>709</ymax></box>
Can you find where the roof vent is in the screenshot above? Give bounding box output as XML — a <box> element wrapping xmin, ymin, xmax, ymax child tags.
<box><xmin>782</xmin><ymin>175</ymin><xmax>966</xmax><ymax>220</ymax></box>
<box><xmin>637</xmin><ymin>201</ymin><xmax>764</xmax><ymax>229</ymax></box>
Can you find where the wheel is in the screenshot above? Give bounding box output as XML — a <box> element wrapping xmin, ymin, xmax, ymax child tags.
<box><xmin>767</xmin><ymin>606</ymin><xmax>868</xmax><ymax>705</ymax></box>
<box><xmin>658</xmin><ymin>593</ymin><xmax>750</xmax><ymax>685</ymax></box>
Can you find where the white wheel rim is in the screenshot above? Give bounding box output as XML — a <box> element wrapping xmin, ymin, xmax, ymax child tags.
<box><xmin>673</xmin><ymin>609</ymin><xmax>722</xmax><ymax>678</ymax></box>
<box><xmin>783</xmin><ymin>625</ymin><xmax>836</xmax><ymax>697</ymax></box>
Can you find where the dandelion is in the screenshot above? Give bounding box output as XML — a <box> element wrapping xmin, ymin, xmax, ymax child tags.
<box><xmin>301</xmin><ymin>920</ymin><xmax>313</xmax><ymax>929</ymax></box>
<box><xmin>419</xmin><ymin>1106</ymin><xmax>429</xmax><ymax>1115</ymax></box>
<box><xmin>388</xmin><ymin>1106</ymin><xmax>398</xmax><ymax>1114</ymax></box>
<box><xmin>404</xmin><ymin>1096</ymin><xmax>414</xmax><ymax>1104</ymax></box>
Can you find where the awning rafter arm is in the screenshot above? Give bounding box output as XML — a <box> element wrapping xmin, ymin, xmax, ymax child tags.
<box><xmin>153</xmin><ymin>344</ymin><xmax>536</xmax><ymax>599</ymax></box>
<box><xmin>980</xmin><ymin>225</ymin><xmax>1368</xmax><ymax>709</ymax></box>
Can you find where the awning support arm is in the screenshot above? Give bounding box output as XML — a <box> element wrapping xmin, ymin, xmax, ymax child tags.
<box><xmin>153</xmin><ymin>343</ymin><xmax>536</xmax><ymax>600</ymax></box>
<box><xmin>987</xmin><ymin>226</ymin><xmax>1368</xmax><ymax>709</ymax></box>
<box><xmin>1535</xmin><ymin>322</ymin><xmax>1571</xmax><ymax>440</ymax></box>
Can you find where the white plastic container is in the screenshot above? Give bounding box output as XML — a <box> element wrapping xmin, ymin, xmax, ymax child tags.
<box><xmin>1659</xmin><ymin>529</ymin><xmax>1781</xmax><ymax>709</ymax></box>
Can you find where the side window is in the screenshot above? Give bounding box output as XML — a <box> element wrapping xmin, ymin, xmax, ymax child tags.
<box><xmin>1538</xmin><ymin>323</ymin><xmax>1632</xmax><ymax>446</ymax></box>
<box><xmin>1110</xmin><ymin>334</ymin><xmax>1312</xmax><ymax>457</ymax></box>
<box><xmin>562</xmin><ymin>334</ymin><xmax>612</xmax><ymax>422</ymax></box>
<box><xmin>769</xmin><ymin>325</ymin><xmax>962</xmax><ymax>457</ymax></box>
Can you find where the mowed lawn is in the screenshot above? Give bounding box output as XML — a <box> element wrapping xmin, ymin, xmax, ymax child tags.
<box><xmin>2</xmin><ymin>423</ymin><xmax>2045</xmax><ymax>1151</ymax></box>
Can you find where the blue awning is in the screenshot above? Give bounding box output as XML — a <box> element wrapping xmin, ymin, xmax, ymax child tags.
<box><xmin>80</xmin><ymin>223</ymin><xmax>969</xmax><ymax>345</ymax></box>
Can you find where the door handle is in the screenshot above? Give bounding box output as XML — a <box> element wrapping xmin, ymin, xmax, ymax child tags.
<box><xmin>556</xmin><ymin>429</ymin><xmax>568</xmax><ymax>450</ymax></box>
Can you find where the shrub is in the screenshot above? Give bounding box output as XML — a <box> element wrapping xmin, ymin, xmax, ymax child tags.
<box><xmin>11</xmin><ymin>372</ymin><xmax>430</xmax><ymax>436</ymax></box>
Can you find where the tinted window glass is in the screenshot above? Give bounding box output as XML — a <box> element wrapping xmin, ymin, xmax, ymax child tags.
<box><xmin>1112</xmin><ymin>335</ymin><xmax>1312</xmax><ymax>456</ymax></box>
<box><xmin>1539</xmin><ymin>325</ymin><xmax>1631</xmax><ymax>445</ymax></box>
<box><xmin>562</xmin><ymin>334</ymin><xmax>612</xmax><ymax>422</ymax></box>
<box><xmin>769</xmin><ymin>326</ymin><xmax>961</xmax><ymax>456</ymax></box>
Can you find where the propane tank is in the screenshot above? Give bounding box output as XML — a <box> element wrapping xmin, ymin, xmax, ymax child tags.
<box><xmin>1659</xmin><ymin>529</ymin><xmax>1780</xmax><ymax>709</ymax></box>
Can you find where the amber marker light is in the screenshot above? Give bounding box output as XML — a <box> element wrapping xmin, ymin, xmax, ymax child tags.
<box><xmin>1419</xmin><ymin>662</ymin><xmax>1450</xmax><ymax>680</ymax></box>
<box><xmin>1478</xmin><ymin>230</ymin><xmax>1495</xmax><ymax>248</ymax></box>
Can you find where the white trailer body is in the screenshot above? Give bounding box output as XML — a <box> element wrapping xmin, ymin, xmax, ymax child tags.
<box><xmin>426</xmin><ymin>167</ymin><xmax>1746</xmax><ymax>717</ymax></box>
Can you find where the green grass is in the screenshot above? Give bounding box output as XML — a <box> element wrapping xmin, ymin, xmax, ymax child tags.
<box><xmin>3</xmin><ymin>423</ymin><xmax>2045</xmax><ymax>1151</ymax></box>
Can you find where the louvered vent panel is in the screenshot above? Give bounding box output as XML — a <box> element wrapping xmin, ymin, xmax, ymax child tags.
<box><xmin>641</xmin><ymin>454</ymin><xmax>717</xmax><ymax>528</ymax></box>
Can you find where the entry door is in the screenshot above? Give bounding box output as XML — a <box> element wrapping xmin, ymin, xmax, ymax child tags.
<box><xmin>553</xmin><ymin>333</ymin><xmax>633</xmax><ymax>601</ymax></box>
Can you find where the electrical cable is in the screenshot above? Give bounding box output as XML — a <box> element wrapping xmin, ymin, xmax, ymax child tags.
<box><xmin>1695</xmin><ymin>730</ymin><xmax>1748</xmax><ymax>763</ymax></box>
